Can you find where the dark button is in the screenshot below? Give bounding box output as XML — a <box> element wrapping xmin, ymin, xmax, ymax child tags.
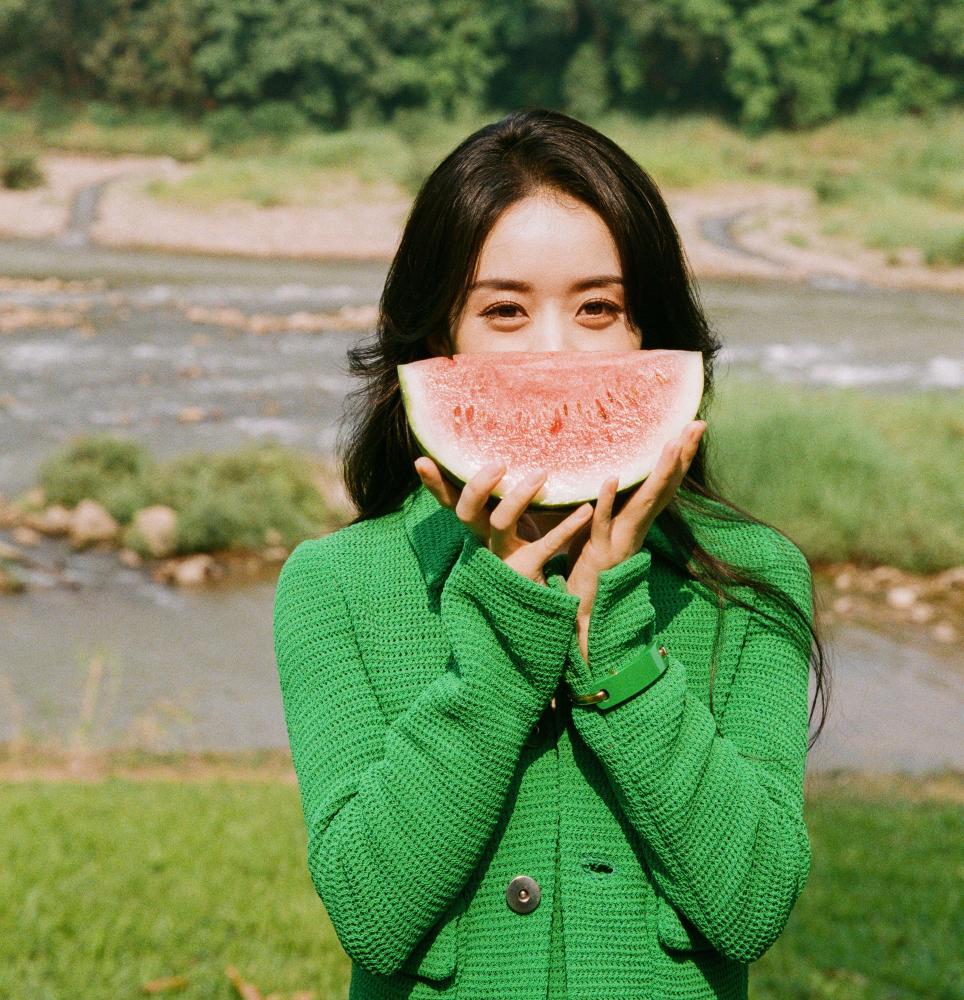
<box><xmin>506</xmin><ymin>874</ymin><xmax>541</xmax><ymax>914</ymax></box>
<box><xmin>523</xmin><ymin>721</ymin><xmax>542</xmax><ymax>747</ymax></box>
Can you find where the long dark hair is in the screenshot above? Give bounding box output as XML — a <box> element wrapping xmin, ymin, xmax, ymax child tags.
<box><xmin>337</xmin><ymin>107</ymin><xmax>830</xmax><ymax>751</ymax></box>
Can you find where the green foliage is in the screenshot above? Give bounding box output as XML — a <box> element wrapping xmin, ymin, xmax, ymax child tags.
<box><xmin>706</xmin><ymin>378</ymin><xmax>964</xmax><ymax>573</ymax></box>
<box><xmin>0</xmin><ymin>0</ymin><xmax>959</xmax><ymax>132</ymax></box>
<box><xmin>33</xmin><ymin>435</ymin><xmax>334</xmax><ymax>555</ymax></box>
<box><xmin>0</xmin><ymin>149</ymin><xmax>44</xmax><ymax>189</ymax></box>
<box><xmin>203</xmin><ymin>105</ymin><xmax>254</xmax><ymax>149</ymax></box>
<box><xmin>38</xmin><ymin>435</ymin><xmax>156</xmax><ymax>523</ymax></box>
<box><xmin>246</xmin><ymin>100</ymin><xmax>309</xmax><ymax>140</ymax></box>
<box><xmin>144</xmin><ymin>441</ymin><xmax>332</xmax><ymax>554</ymax></box>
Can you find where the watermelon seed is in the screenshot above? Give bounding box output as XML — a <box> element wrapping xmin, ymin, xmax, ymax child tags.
<box><xmin>466</xmin><ymin>404</ymin><xmax>474</xmax><ymax>423</ymax></box>
<box><xmin>595</xmin><ymin>399</ymin><xmax>608</xmax><ymax>420</ymax></box>
<box><xmin>654</xmin><ymin>368</ymin><xmax>667</xmax><ymax>384</ymax></box>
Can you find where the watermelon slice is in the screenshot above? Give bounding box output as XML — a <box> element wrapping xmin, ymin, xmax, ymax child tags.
<box><xmin>397</xmin><ymin>349</ymin><xmax>704</xmax><ymax>509</ymax></box>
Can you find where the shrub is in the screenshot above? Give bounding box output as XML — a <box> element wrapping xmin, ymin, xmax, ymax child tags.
<box><xmin>37</xmin><ymin>435</ymin><xmax>155</xmax><ymax>522</ymax></box>
<box><xmin>204</xmin><ymin>106</ymin><xmax>254</xmax><ymax>149</ymax></box>
<box><xmin>247</xmin><ymin>101</ymin><xmax>309</xmax><ymax>141</ymax></box>
<box><xmin>1</xmin><ymin>151</ymin><xmax>44</xmax><ymax>190</ymax></box>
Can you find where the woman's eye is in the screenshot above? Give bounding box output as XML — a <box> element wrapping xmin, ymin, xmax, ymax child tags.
<box><xmin>482</xmin><ymin>302</ymin><xmax>522</xmax><ymax>319</ymax></box>
<box><xmin>480</xmin><ymin>300</ymin><xmax>623</xmax><ymax>320</ymax></box>
<box><xmin>582</xmin><ymin>300</ymin><xmax>622</xmax><ymax>317</ymax></box>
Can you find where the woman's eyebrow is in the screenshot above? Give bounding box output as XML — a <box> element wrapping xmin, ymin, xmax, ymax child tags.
<box><xmin>469</xmin><ymin>275</ymin><xmax>624</xmax><ymax>292</ymax></box>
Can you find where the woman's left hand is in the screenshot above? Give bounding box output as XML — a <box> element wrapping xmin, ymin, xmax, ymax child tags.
<box><xmin>566</xmin><ymin>420</ymin><xmax>707</xmax><ymax>642</ymax></box>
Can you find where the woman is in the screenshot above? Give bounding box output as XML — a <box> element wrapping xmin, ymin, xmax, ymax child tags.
<box><xmin>273</xmin><ymin>107</ymin><xmax>831</xmax><ymax>1000</ymax></box>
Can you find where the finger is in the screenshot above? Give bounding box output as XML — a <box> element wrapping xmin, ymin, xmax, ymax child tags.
<box><xmin>488</xmin><ymin>468</ymin><xmax>546</xmax><ymax>550</ymax></box>
<box><xmin>591</xmin><ymin>476</ymin><xmax>618</xmax><ymax>546</ymax></box>
<box><xmin>414</xmin><ymin>456</ymin><xmax>462</xmax><ymax>509</ymax></box>
<box><xmin>615</xmin><ymin>436</ymin><xmax>684</xmax><ymax>527</ymax></box>
<box><xmin>677</xmin><ymin>420</ymin><xmax>706</xmax><ymax>467</ymax></box>
<box><xmin>454</xmin><ymin>459</ymin><xmax>506</xmax><ymax>533</ymax></box>
<box><xmin>503</xmin><ymin>501</ymin><xmax>594</xmax><ymax>582</ymax></box>
<box><xmin>528</xmin><ymin>503</ymin><xmax>594</xmax><ymax>566</ymax></box>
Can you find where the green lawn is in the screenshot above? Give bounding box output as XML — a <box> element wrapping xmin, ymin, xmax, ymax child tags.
<box><xmin>1</xmin><ymin>769</ymin><xmax>959</xmax><ymax>999</ymax></box>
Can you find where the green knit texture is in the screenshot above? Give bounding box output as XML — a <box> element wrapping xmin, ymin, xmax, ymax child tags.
<box><xmin>273</xmin><ymin>483</ymin><xmax>814</xmax><ymax>1000</ymax></box>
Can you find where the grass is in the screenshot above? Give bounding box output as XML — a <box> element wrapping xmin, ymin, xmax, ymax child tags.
<box><xmin>0</xmin><ymin>765</ymin><xmax>959</xmax><ymax>1000</ymax></box>
<box><xmin>1</xmin><ymin>98</ymin><xmax>961</xmax><ymax>264</ymax></box>
<box><xmin>704</xmin><ymin>377</ymin><xmax>963</xmax><ymax>574</ymax></box>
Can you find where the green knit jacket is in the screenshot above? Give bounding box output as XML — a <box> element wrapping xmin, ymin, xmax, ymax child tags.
<box><xmin>273</xmin><ymin>482</ymin><xmax>814</xmax><ymax>1000</ymax></box>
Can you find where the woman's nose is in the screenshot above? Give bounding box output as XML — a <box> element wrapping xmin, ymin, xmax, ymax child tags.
<box><xmin>527</xmin><ymin>309</ymin><xmax>569</xmax><ymax>352</ymax></box>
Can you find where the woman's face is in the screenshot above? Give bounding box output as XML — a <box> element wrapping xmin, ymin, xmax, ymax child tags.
<box><xmin>451</xmin><ymin>189</ymin><xmax>642</xmax><ymax>354</ymax></box>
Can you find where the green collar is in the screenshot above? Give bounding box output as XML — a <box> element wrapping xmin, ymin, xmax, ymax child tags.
<box><xmin>401</xmin><ymin>482</ymin><xmax>684</xmax><ymax>595</ymax></box>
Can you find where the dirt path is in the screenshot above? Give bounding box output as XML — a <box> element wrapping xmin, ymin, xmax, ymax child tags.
<box><xmin>1</xmin><ymin>153</ymin><xmax>961</xmax><ymax>293</ymax></box>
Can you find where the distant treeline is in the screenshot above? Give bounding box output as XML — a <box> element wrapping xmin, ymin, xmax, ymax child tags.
<box><xmin>1</xmin><ymin>0</ymin><xmax>961</xmax><ymax>132</ymax></box>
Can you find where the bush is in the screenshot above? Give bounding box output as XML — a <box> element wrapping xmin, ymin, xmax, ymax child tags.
<box><xmin>37</xmin><ymin>435</ymin><xmax>155</xmax><ymax>522</ymax></box>
<box><xmin>1</xmin><ymin>151</ymin><xmax>44</xmax><ymax>190</ymax></box>
<box><xmin>32</xmin><ymin>435</ymin><xmax>336</xmax><ymax>555</ymax></box>
<box><xmin>146</xmin><ymin>441</ymin><xmax>331</xmax><ymax>554</ymax></box>
<box><xmin>204</xmin><ymin>106</ymin><xmax>254</xmax><ymax>149</ymax></box>
<box><xmin>247</xmin><ymin>101</ymin><xmax>309</xmax><ymax>141</ymax></box>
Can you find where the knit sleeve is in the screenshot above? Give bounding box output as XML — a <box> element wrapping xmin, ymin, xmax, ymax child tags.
<box><xmin>559</xmin><ymin>536</ymin><xmax>813</xmax><ymax>964</ymax></box>
<box><xmin>273</xmin><ymin>533</ymin><xmax>581</xmax><ymax>979</ymax></box>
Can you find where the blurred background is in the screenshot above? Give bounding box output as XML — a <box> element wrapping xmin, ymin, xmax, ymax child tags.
<box><xmin>0</xmin><ymin>2</ymin><xmax>961</xmax><ymax>998</ymax></box>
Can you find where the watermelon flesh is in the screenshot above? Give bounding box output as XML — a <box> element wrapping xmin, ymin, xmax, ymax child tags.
<box><xmin>397</xmin><ymin>349</ymin><xmax>705</xmax><ymax>509</ymax></box>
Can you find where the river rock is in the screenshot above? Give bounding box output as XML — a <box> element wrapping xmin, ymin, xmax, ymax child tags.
<box><xmin>69</xmin><ymin>499</ymin><xmax>119</xmax><ymax>547</ymax></box>
<box><xmin>11</xmin><ymin>525</ymin><xmax>42</xmax><ymax>546</ymax></box>
<box><xmin>886</xmin><ymin>585</ymin><xmax>918</xmax><ymax>609</ymax></box>
<box><xmin>0</xmin><ymin>539</ymin><xmax>24</xmax><ymax>561</ymax></box>
<box><xmin>832</xmin><ymin>596</ymin><xmax>854</xmax><ymax>614</ymax></box>
<box><xmin>24</xmin><ymin>503</ymin><xmax>72</xmax><ymax>536</ymax></box>
<box><xmin>932</xmin><ymin>622</ymin><xmax>957</xmax><ymax>644</ymax></box>
<box><xmin>130</xmin><ymin>505</ymin><xmax>177</xmax><ymax>557</ymax></box>
<box><xmin>868</xmin><ymin>566</ymin><xmax>904</xmax><ymax>587</ymax></box>
<box><xmin>155</xmin><ymin>553</ymin><xmax>217</xmax><ymax>586</ymax></box>
<box><xmin>177</xmin><ymin>405</ymin><xmax>206</xmax><ymax>423</ymax></box>
<box><xmin>933</xmin><ymin>566</ymin><xmax>964</xmax><ymax>591</ymax></box>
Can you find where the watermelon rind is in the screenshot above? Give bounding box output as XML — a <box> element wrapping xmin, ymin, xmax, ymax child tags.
<box><xmin>398</xmin><ymin>350</ymin><xmax>704</xmax><ymax>511</ymax></box>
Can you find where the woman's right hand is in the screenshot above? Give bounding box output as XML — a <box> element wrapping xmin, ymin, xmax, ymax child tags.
<box><xmin>414</xmin><ymin>457</ymin><xmax>594</xmax><ymax>585</ymax></box>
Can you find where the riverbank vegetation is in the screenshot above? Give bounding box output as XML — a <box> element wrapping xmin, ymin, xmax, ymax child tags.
<box><xmin>0</xmin><ymin>755</ymin><xmax>958</xmax><ymax>1000</ymax></box>
<box><xmin>1</xmin><ymin>101</ymin><xmax>962</xmax><ymax>267</ymax></box>
<box><xmin>2</xmin><ymin>379</ymin><xmax>961</xmax><ymax>578</ymax></box>
<box><xmin>707</xmin><ymin>376</ymin><xmax>962</xmax><ymax>574</ymax></box>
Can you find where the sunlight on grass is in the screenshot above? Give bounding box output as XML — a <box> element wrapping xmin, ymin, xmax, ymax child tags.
<box><xmin>6</xmin><ymin>99</ymin><xmax>962</xmax><ymax>263</ymax></box>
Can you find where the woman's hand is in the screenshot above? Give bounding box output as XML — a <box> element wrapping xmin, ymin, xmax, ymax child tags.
<box><xmin>414</xmin><ymin>457</ymin><xmax>594</xmax><ymax>586</ymax></box>
<box><xmin>566</xmin><ymin>420</ymin><xmax>707</xmax><ymax>641</ymax></box>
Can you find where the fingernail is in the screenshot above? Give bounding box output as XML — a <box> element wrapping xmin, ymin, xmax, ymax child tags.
<box><xmin>523</xmin><ymin>468</ymin><xmax>545</xmax><ymax>483</ymax></box>
<box><xmin>482</xmin><ymin>460</ymin><xmax>504</xmax><ymax>476</ymax></box>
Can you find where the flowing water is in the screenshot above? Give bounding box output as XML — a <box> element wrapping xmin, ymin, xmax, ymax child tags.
<box><xmin>1</xmin><ymin>235</ymin><xmax>961</xmax><ymax>772</ymax></box>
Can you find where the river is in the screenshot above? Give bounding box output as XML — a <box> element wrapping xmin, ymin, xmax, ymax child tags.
<box><xmin>1</xmin><ymin>235</ymin><xmax>961</xmax><ymax>774</ymax></box>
